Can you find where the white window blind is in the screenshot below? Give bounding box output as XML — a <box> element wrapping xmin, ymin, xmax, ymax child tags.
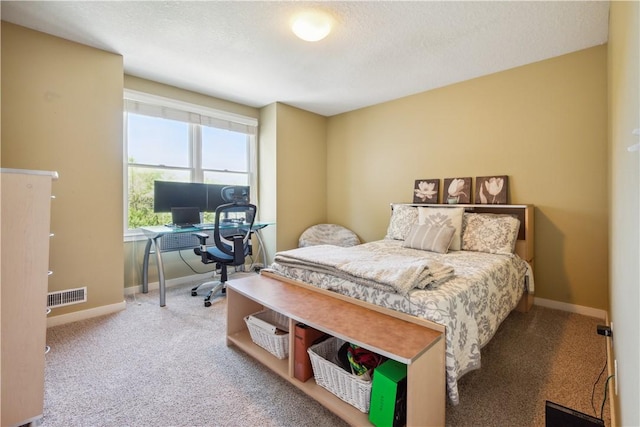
<box><xmin>124</xmin><ymin>90</ymin><xmax>257</xmax><ymax>135</ymax></box>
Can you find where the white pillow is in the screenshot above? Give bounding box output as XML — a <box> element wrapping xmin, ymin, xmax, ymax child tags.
<box><xmin>461</xmin><ymin>213</ymin><xmax>520</xmax><ymax>254</ymax></box>
<box><xmin>418</xmin><ymin>207</ymin><xmax>464</xmax><ymax>250</ymax></box>
<box><xmin>385</xmin><ymin>204</ymin><xmax>418</xmax><ymax>240</ymax></box>
<box><xmin>402</xmin><ymin>224</ymin><xmax>455</xmax><ymax>254</ymax></box>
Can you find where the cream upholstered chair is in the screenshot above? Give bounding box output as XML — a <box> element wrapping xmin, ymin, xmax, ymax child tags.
<box><xmin>298</xmin><ymin>224</ymin><xmax>360</xmax><ymax>248</ymax></box>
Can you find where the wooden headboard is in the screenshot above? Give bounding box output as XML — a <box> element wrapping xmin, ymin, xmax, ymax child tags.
<box><xmin>392</xmin><ymin>203</ymin><xmax>534</xmax><ymax>263</ymax></box>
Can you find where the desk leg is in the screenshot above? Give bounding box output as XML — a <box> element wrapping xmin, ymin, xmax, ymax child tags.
<box><xmin>142</xmin><ymin>238</ymin><xmax>152</xmax><ymax>294</ymax></box>
<box><xmin>152</xmin><ymin>236</ymin><xmax>167</xmax><ymax>307</ymax></box>
<box><xmin>253</xmin><ymin>229</ymin><xmax>268</xmax><ymax>267</ymax></box>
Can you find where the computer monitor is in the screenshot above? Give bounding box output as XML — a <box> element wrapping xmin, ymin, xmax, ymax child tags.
<box><xmin>154</xmin><ymin>180</ymin><xmax>250</xmax><ymax>213</ymax></box>
<box><xmin>153</xmin><ymin>181</ymin><xmax>207</xmax><ymax>213</ymax></box>
<box><xmin>205</xmin><ymin>184</ymin><xmax>226</xmax><ymax>212</ymax></box>
<box><xmin>170</xmin><ymin>207</ymin><xmax>201</xmax><ymax>228</ymax></box>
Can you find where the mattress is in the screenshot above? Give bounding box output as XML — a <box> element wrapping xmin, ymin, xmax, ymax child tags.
<box><xmin>266</xmin><ymin>239</ymin><xmax>529</xmax><ymax>404</ymax></box>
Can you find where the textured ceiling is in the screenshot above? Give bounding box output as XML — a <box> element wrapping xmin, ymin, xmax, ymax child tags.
<box><xmin>1</xmin><ymin>1</ymin><xmax>610</xmax><ymax>116</ymax></box>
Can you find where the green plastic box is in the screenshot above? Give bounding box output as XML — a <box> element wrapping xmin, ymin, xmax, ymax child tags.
<box><xmin>368</xmin><ymin>359</ymin><xmax>408</xmax><ymax>427</ymax></box>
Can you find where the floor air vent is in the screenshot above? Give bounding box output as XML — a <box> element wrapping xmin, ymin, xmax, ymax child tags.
<box><xmin>47</xmin><ymin>287</ymin><xmax>87</xmax><ymax>308</ymax></box>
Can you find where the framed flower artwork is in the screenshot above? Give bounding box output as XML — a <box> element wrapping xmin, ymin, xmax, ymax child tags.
<box><xmin>443</xmin><ymin>177</ymin><xmax>471</xmax><ymax>204</ymax></box>
<box><xmin>413</xmin><ymin>179</ymin><xmax>439</xmax><ymax>203</ymax></box>
<box><xmin>476</xmin><ymin>175</ymin><xmax>509</xmax><ymax>204</ymax></box>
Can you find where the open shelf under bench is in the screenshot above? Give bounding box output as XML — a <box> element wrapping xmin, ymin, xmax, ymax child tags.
<box><xmin>226</xmin><ymin>273</ymin><xmax>445</xmax><ymax>426</ymax></box>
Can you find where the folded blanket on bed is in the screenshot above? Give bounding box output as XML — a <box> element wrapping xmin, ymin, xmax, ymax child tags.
<box><xmin>273</xmin><ymin>244</ymin><xmax>454</xmax><ymax>294</ymax></box>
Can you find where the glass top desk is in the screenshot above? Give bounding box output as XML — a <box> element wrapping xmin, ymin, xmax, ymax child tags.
<box><xmin>140</xmin><ymin>222</ymin><xmax>272</xmax><ymax>306</ymax></box>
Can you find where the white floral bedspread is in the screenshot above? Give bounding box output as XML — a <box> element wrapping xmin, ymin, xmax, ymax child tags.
<box><xmin>273</xmin><ymin>244</ymin><xmax>454</xmax><ymax>294</ymax></box>
<box><xmin>265</xmin><ymin>239</ymin><xmax>528</xmax><ymax>405</ymax></box>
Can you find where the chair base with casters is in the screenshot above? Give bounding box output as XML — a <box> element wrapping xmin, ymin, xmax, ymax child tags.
<box><xmin>192</xmin><ymin>236</ymin><xmax>239</xmax><ymax>307</ymax></box>
<box><xmin>190</xmin><ymin>262</ymin><xmax>226</xmax><ymax>307</ymax></box>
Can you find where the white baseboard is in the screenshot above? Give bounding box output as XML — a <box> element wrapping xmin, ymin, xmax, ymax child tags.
<box><xmin>124</xmin><ymin>266</ymin><xmax>259</xmax><ymax>296</ymax></box>
<box><xmin>124</xmin><ymin>273</ymin><xmax>209</xmax><ymax>296</ymax></box>
<box><xmin>47</xmin><ymin>300</ymin><xmax>127</xmax><ymax>328</ymax></box>
<box><xmin>534</xmin><ymin>297</ymin><xmax>606</xmax><ymax>319</ymax></box>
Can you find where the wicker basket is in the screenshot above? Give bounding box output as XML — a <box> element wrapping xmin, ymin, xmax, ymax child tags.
<box><xmin>244</xmin><ymin>309</ymin><xmax>290</xmax><ymax>359</ymax></box>
<box><xmin>307</xmin><ymin>337</ymin><xmax>372</xmax><ymax>413</ymax></box>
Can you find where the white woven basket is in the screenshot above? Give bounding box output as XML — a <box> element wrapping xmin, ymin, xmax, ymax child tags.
<box><xmin>307</xmin><ymin>337</ymin><xmax>372</xmax><ymax>413</ymax></box>
<box><xmin>244</xmin><ymin>309</ymin><xmax>290</xmax><ymax>359</ymax></box>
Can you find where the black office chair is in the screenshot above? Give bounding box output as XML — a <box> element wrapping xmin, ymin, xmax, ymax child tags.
<box><xmin>191</xmin><ymin>202</ymin><xmax>257</xmax><ymax>307</ymax></box>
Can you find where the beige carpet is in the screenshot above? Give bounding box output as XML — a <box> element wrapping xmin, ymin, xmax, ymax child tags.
<box><xmin>41</xmin><ymin>275</ymin><xmax>611</xmax><ymax>426</ymax></box>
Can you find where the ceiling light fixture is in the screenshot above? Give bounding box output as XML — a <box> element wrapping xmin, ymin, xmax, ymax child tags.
<box><xmin>291</xmin><ymin>10</ymin><xmax>333</xmax><ymax>42</ymax></box>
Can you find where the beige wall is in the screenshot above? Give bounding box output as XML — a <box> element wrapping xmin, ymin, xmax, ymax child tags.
<box><xmin>607</xmin><ymin>1</ymin><xmax>639</xmax><ymax>425</ymax></box>
<box><xmin>257</xmin><ymin>104</ymin><xmax>278</xmax><ymax>263</ymax></box>
<box><xmin>1</xmin><ymin>23</ymin><xmax>124</xmax><ymax>314</ymax></box>
<box><xmin>274</xmin><ymin>103</ymin><xmax>328</xmax><ymax>251</ymax></box>
<box><xmin>258</xmin><ymin>102</ymin><xmax>327</xmax><ymax>258</ymax></box>
<box><xmin>327</xmin><ymin>46</ymin><xmax>609</xmax><ymax>310</ymax></box>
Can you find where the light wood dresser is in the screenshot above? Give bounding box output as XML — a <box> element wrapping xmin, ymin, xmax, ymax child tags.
<box><xmin>1</xmin><ymin>168</ymin><xmax>57</xmax><ymax>427</ymax></box>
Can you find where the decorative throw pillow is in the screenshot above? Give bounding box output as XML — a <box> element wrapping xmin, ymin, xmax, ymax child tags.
<box><xmin>461</xmin><ymin>213</ymin><xmax>520</xmax><ymax>254</ymax></box>
<box><xmin>402</xmin><ymin>224</ymin><xmax>456</xmax><ymax>254</ymax></box>
<box><xmin>418</xmin><ymin>207</ymin><xmax>464</xmax><ymax>250</ymax></box>
<box><xmin>385</xmin><ymin>204</ymin><xmax>418</xmax><ymax>240</ymax></box>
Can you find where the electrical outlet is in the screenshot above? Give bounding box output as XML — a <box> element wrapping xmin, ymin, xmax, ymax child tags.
<box><xmin>614</xmin><ymin>359</ymin><xmax>618</xmax><ymax>395</ymax></box>
<box><xmin>597</xmin><ymin>324</ymin><xmax>612</xmax><ymax>337</ymax></box>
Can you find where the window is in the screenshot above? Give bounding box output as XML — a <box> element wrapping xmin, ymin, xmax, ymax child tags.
<box><xmin>124</xmin><ymin>90</ymin><xmax>257</xmax><ymax>233</ymax></box>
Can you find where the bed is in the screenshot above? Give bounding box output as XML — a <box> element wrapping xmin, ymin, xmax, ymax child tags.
<box><xmin>263</xmin><ymin>204</ymin><xmax>534</xmax><ymax>405</ymax></box>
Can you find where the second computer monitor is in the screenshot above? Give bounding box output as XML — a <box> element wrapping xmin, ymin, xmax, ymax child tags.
<box><xmin>153</xmin><ymin>180</ymin><xmax>250</xmax><ymax>213</ymax></box>
<box><xmin>153</xmin><ymin>181</ymin><xmax>207</xmax><ymax>213</ymax></box>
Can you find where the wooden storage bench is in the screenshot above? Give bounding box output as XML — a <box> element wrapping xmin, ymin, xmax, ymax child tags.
<box><xmin>226</xmin><ymin>273</ymin><xmax>445</xmax><ymax>426</ymax></box>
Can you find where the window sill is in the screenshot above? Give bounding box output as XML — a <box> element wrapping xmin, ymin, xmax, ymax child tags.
<box><xmin>124</xmin><ymin>229</ymin><xmax>146</xmax><ymax>243</ymax></box>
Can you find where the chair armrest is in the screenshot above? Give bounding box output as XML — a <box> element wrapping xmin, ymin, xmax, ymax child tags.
<box><xmin>192</xmin><ymin>232</ymin><xmax>210</xmax><ymax>244</ymax></box>
<box><xmin>192</xmin><ymin>232</ymin><xmax>212</xmax><ymax>264</ymax></box>
<box><xmin>232</xmin><ymin>236</ymin><xmax>245</xmax><ymax>265</ymax></box>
